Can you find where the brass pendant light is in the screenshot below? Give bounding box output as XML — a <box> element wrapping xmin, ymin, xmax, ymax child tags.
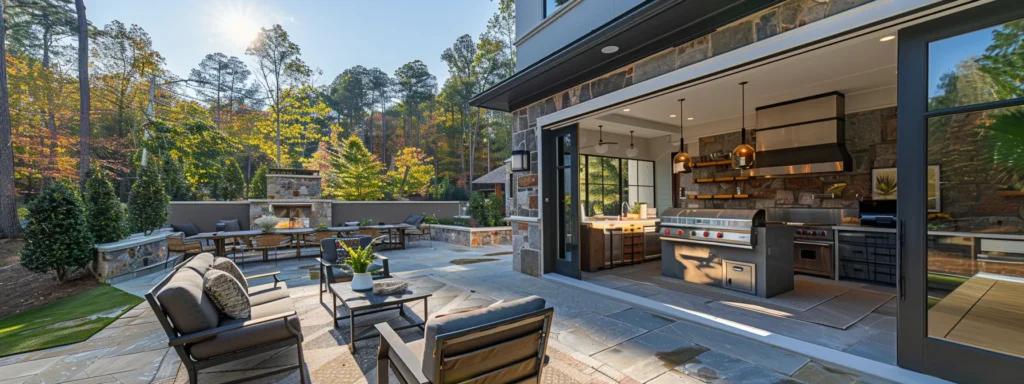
<box><xmin>672</xmin><ymin>98</ymin><xmax>693</xmax><ymax>174</ymax></box>
<box><xmin>732</xmin><ymin>81</ymin><xmax>755</xmax><ymax>170</ymax></box>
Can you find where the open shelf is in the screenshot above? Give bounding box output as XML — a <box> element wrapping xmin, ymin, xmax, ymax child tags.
<box><xmin>693</xmin><ymin>160</ymin><xmax>732</xmax><ymax>168</ymax></box>
<box><xmin>693</xmin><ymin>194</ymin><xmax>750</xmax><ymax>200</ymax></box>
<box><xmin>994</xmin><ymin>191</ymin><xmax>1024</xmax><ymax>197</ymax></box>
<box><xmin>694</xmin><ymin>176</ymin><xmax>753</xmax><ymax>184</ymax></box>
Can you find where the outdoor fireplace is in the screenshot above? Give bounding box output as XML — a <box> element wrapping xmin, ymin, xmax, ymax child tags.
<box><xmin>249</xmin><ymin>168</ymin><xmax>332</xmax><ymax>228</ymax></box>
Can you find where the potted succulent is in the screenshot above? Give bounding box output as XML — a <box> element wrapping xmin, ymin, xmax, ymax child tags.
<box><xmin>254</xmin><ymin>215</ymin><xmax>280</xmax><ymax>233</ymax></box>
<box><xmin>339</xmin><ymin>241</ymin><xmax>378</xmax><ymax>290</ymax></box>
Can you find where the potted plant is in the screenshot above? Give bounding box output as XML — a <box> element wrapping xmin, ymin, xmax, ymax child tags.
<box><xmin>254</xmin><ymin>215</ymin><xmax>280</xmax><ymax>233</ymax></box>
<box><xmin>316</xmin><ymin>222</ymin><xmax>329</xmax><ymax>231</ymax></box>
<box><xmin>358</xmin><ymin>218</ymin><xmax>373</xmax><ymax>226</ymax></box>
<box><xmin>340</xmin><ymin>241</ymin><xmax>378</xmax><ymax>290</ymax></box>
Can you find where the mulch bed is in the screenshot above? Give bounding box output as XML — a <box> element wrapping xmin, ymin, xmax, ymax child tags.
<box><xmin>0</xmin><ymin>239</ymin><xmax>99</xmax><ymax>319</ymax></box>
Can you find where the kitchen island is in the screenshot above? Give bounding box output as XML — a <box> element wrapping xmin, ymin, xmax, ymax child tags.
<box><xmin>579</xmin><ymin>218</ymin><xmax>660</xmax><ymax>272</ymax></box>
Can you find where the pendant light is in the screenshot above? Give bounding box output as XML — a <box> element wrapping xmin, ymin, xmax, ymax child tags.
<box><xmin>626</xmin><ymin>130</ymin><xmax>639</xmax><ymax>157</ymax></box>
<box><xmin>732</xmin><ymin>81</ymin><xmax>755</xmax><ymax>170</ymax></box>
<box><xmin>672</xmin><ymin>98</ymin><xmax>693</xmax><ymax>174</ymax></box>
<box><xmin>595</xmin><ymin>125</ymin><xmax>611</xmax><ymax>154</ymax></box>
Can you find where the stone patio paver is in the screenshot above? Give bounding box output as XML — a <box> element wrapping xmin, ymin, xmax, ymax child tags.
<box><xmin>0</xmin><ymin>243</ymin><xmax>899</xmax><ymax>383</ymax></box>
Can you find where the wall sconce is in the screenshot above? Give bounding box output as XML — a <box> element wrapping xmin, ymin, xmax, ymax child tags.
<box><xmin>511</xmin><ymin>141</ymin><xmax>530</xmax><ymax>172</ymax></box>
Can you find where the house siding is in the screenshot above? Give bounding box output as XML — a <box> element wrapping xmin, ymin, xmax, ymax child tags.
<box><xmin>507</xmin><ymin>0</ymin><xmax>874</xmax><ymax>277</ymax></box>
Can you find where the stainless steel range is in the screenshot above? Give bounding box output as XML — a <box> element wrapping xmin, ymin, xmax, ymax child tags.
<box><xmin>659</xmin><ymin>209</ymin><xmax>795</xmax><ymax>298</ymax></box>
<box><xmin>765</xmin><ymin>208</ymin><xmax>855</xmax><ymax>280</ymax></box>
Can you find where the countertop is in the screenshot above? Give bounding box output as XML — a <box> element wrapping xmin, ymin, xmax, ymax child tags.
<box><xmin>834</xmin><ymin>225</ymin><xmax>1024</xmax><ymax>241</ymax></box>
<box><xmin>581</xmin><ymin>218</ymin><xmax>660</xmax><ymax>229</ymax></box>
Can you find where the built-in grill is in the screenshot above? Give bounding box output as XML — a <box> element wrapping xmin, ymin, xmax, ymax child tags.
<box><xmin>659</xmin><ymin>209</ymin><xmax>766</xmax><ymax>249</ymax></box>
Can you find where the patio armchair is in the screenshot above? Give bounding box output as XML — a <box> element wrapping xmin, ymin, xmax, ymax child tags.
<box><xmin>376</xmin><ymin>296</ymin><xmax>553</xmax><ymax>384</ymax></box>
<box><xmin>246</xmin><ymin>234</ymin><xmax>293</xmax><ymax>265</ymax></box>
<box><xmin>167</xmin><ymin>232</ymin><xmax>214</xmax><ymax>257</ymax></box>
<box><xmin>317</xmin><ymin>237</ymin><xmax>390</xmax><ymax>301</ymax></box>
<box><xmin>145</xmin><ymin>253</ymin><xmax>304</xmax><ymax>384</ymax></box>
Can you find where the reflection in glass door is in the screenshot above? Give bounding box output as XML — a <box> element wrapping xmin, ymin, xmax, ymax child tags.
<box><xmin>899</xmin><ymin>2</ymin><xmax>1024</xmax><ymax>381</ymax></box>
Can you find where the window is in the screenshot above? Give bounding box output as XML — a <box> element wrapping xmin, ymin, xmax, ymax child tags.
<box><xmin>544</xmin><ymin>0</ymin><xmax>570</xmax><ymax>18</ymax></box>
<box><xmin>580</xmin><ymin>155</ymin><xmax>654</xmax><ymax>217</ymax></box>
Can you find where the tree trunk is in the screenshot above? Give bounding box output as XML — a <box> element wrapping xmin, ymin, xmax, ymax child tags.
<box><xmin>76</xmin><ymin>0</ymin><xmax>90</xmax><ymax>188</ymax></box>
<box><xmin>42</xmin><ymin>27</ymin><xmax>59</xmax><ymax>183</ymax></box>
<box><xmin>0</xmin><ymin>2</ymin><xmax>23</xmax><ymax>238</ymax></box>
<box><xmin>274</xmin><ymin>77</ymin><xmax>281</xmax><ymax>166</ymax></box>
<box><xmin>381</xmin><ymin>101</ymin><xmax>387</xmax><ymax>168</ymax></box>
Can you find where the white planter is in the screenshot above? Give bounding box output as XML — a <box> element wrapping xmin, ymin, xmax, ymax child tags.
<box><xmin>351</xmin><ymin>272</ymin><xmax>373</xmax><ymax>291</ymax></box>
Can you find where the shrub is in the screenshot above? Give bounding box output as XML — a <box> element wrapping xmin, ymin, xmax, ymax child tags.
<box><xmin>20</xmin><ymin>182</ymin><xmax>95</xmax><ymax>282</ymax></box>
<box><xmin>468</xmin><ymin>192</ymin><xmax>504</xmax><ymax>227</ymax></box>
<box><xmin>162</xmin><ymin>155</ymin><xmax>192</xmax><ymax>201</ymax></box>
<box><xmin>128</xmin><ymin>164</ymin><xmax>169</xmax><ymax>235</ymax></box>
<box><xmin>84</xmin><ymin>169</ymin><xmax>127</xmax><ymax>244</ymax></box>
<box><xmin>248</xmin><ymin>164</ymin><xmax>268</xmax><ymax>199</ymax></box>
<box><xmin>423</xmin><ymin>214</ymin><xmax>438</xmax><ymax>224</ymax></box>
<box><xmin>428</xmin><ymin>179</ymin><xmax>468</xmax><ymax>201</ymax></box>
<box><xmin>216</xmin><ymin>159</ymin><xmax>246</xmax><ymax>200</ymax></box>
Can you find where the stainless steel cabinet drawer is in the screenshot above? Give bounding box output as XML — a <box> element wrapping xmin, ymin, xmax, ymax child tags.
<box><xmin>839</xmin><ymin>244</ymin><xmax>868</xmax><ymax>261</ymax></box>
<box><xmin>723</xmin><ymin>260</ymin><xmax>756</xmax><ymax>295</ymax></box>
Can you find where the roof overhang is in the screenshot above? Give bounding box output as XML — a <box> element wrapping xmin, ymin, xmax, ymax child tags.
<box><xmin>470</xmin><ymin>0</ymin><xmax>781</xmax><ymax>112</ymax></box>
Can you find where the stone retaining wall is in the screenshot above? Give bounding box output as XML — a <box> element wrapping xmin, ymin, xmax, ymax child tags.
<box><xmin>426</xmin><ymin>224</ymin><xmax>512</xmax><ymax>247</ymax></box>
<box><xmin>94</xmin><ymin>230</ymin><xmax>175</xmax><ymax>284</ymax></box>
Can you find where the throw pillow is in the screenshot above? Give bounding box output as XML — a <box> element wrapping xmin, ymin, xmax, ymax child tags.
<box><xmin>171</xmin><ymin>223</ymin><xmax>199</xmax><ymax>237</ymax></box>
<box><xmin>211</xmin><ymin>257</ymin><xmax>248</xmax><ymax>291</ymax></box>
<box><xmin>203</xmin><ymin>269</ymin><xmax>251</xmax><ymax>319</ymax></box>
<box><xmin>218</xmin><ymin>219</ymin><xmax>242</xmax><ymax>232</ymax></box>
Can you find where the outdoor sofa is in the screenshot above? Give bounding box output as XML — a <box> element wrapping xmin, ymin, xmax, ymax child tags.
<box><xmin>145</xmin><ymin>253</ymin><xmax>304</xmax><ymax>383</ymax></box>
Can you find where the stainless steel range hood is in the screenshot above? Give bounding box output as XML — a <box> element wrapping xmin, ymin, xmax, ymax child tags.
<box><xmin>742</xmin><ymin>92</ymin><xmax>851</xmax><ymax>177</ymax></box>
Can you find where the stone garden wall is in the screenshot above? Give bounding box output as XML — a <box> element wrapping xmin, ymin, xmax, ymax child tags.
<box><xmin>94</xmin><ymin>230</ymin><xmax>174</xmax><ymax>284</ymax></box>
<box><xmin>266</xmin><ymin>174</ymin><xmax>322</xmax><ymax>200</ymax></box>
<box><xmin>427</xmin><ymin>224</ymin><xmax>512</xmax><ymax>247</ymax></box>
<box><xmin>507</xmin><ymin>0</ymin><xmax>875</xmax><ymax>277</ymax></box>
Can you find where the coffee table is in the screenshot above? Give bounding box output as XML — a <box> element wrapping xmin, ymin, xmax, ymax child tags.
<box><xmin>329</xmin><ymin>282</ymin><xmax>431</xmax><ymax>352</ymax></box>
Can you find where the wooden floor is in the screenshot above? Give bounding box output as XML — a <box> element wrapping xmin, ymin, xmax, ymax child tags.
<box><xmin>928</xmin><ymin>273</ymin><xmax>1024</xmax><ymax>358</ymax></box>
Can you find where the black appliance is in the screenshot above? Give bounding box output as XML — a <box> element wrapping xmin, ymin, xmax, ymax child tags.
<box><xmin>859</xmin><ymin>200</ymin><xmax>897</xmax><ymax>228</ymax></box>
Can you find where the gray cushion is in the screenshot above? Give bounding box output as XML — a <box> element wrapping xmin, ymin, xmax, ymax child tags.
<box><xmin>182</xmin><ymin>253</ymin><xmax>214</xmax><ymax>275</ymax></box>
<box><xmin>218</xmin><ymin>219</ymin><xmax>242</xmax><ymax>232</ymax></box>
<box><xmin>157</xmin><ymin>268</ymin><xmax>220</xmax><ymax>335</ymax></box>
<box><xmin>421</xmin><ymin>296</ymin><xmax>546</xmax><ymax>382</ymax></box>
<box><xmin>172</xmin><ymin>223</ymin><xmax>199</xmax><ymax>237</ymax></box>
<box><xmin>188</xmin><ymin>297</ymin><xmax>302</xmax><ymax>360</ymax></box>
<box><xmin>248</xmin><ymin>281</ymin><xmax>290</xmax><ymax>307</ymax></box>
<box><xmin>203</xmin><ymin>270</ymin><xmax>251</xmax><ymax>319</ymax></box>
<box><xmin>211</xmin><ymin>257</ymin><xmax>247</xmax><ymax>291</ymax></box>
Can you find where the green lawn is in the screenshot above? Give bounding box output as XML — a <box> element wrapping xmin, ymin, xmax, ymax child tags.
<box><xmin>0</xmin><ymin>285</ymin><xmax>143</xmax><ymax>357</ymax></box>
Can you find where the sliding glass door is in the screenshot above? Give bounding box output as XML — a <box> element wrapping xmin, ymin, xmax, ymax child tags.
<box><xmin>898</xmin><ymin>2</ymin><xmax>1024</xmax><ymax>381</ymax></box>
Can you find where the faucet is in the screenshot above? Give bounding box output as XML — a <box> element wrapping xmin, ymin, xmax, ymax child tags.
<box><xmin>622</xmin><ymin>202</ymin><xmax>631</xmax><ymax>219</ymax></box>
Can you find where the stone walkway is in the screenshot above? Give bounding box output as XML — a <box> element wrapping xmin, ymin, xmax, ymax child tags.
<box><xmin>0</xmin><ymin>244</ymin><xmax>894</xmax><ymax>384</ymax></box>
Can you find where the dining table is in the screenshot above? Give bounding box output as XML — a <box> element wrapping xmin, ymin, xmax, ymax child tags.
<box><xmin>184</xmin><ymin>225</ymin><xmax>404</xmax><ymax>257</ymax></box>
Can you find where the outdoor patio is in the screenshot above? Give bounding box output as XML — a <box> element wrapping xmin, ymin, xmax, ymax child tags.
<box><xmin>0</xmin><ymin>243</ymin><xmax>896</xmax><ymax>384</ymax></box>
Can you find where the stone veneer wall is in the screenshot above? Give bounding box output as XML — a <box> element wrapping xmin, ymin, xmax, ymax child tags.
<box><xmin>266</xmin><ymin>174</ymin><xmax>322</xmax><ymax>199</ymax></box>
<box><xmin>427</xmin><ymin>225</ymin><xmax>512</xmax><ymax>247</ymax></box>
<box><xmin>694</xmin><ymin>107</ymin><xmax>897</xmax><ymax>209</ymax></box>
<box><xmin>94</xmin><ymin>232</ymin><xmax>172</xmax><ymax>284</ymax></box>
<box><xmin>508</xmin><ymin>0</ymin><xmax>874</xmax><ymax>277</ymax></box>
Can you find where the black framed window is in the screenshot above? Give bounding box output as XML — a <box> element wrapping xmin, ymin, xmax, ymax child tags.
<box><xmin>580</xmin><ymin>155</ymin><xmax>654</xmax><ymax>217</ymax></box>
<box><xmin>544</xmin><ymin>0</ymin><xmax>570</xmax><ymax>18</ymax></box>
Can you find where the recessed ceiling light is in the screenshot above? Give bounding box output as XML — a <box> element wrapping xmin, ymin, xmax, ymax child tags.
<box><xmin>687</xmin><ymin>117</ymin><xmax>694</xmax><ymax>121</ymax></box>
<box><xmin>623</xmin><ymin>108</ymin><xmax>631</xmax><ymax>112</ymax></box>
<box><xmin>601</xmin><ymin>45</ymin><xmax>619</xmax><ymax>54</ymax></box>
<box><xmin>879</xmin><ymin>35</ymin><xmax>895</xmax><ymax>42</ymax></box>
<box><xmin>669</xmin><ymin>114</ymin><xmax>677</xmax><ymax>118</ymax></box>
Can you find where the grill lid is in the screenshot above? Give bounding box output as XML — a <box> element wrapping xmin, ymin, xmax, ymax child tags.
<box><xmin>660</xmin><ymin>208</ymin><xmax>765</xmax><ymax>228</ymax></box>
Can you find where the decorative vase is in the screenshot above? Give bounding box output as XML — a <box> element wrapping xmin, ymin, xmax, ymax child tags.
<box><xmin>351</xmin><ymin>272</ymin><xmax>373</xmax><ymax>291</ymax></box>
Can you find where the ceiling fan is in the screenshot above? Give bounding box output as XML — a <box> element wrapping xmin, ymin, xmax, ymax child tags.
<box><xmin>580</xmin><ymin>125</ymin><xmax>618</xmax><ymax>154</ymax></box>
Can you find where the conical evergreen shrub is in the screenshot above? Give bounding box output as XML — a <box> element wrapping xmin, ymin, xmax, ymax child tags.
<box><xmin>128</xmin><ymin>164</ymin><xmax>169</xmax><ymax>235</ymax></box>
<box><xmin>217</xmin><ymin>159</ymin><xmax>246</xmax><ymax>200</ymax></box>
<box><xmin>248</xmin><ymin>164</ymin><xmax>268</xmax><ymax>199</ymax></box>
<box><xmin>20</xmin><ymin>181</ymin><xmax>95</xmax><ymax>282</ymax></box>
<box><xmin>84</xmin><ymin>169</ymin><xmax>127</xmax><ymax>244</ymax></box>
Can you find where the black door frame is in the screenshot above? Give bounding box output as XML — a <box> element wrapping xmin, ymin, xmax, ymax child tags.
<box><xmin>542</xmin><ymin>124</ymin><xmax>581</xmax><ymax>278</ymax></box>
<box><xmin>897</xmin><ymin>2</ymin><xmax>1024</xmax><ymax>381</ymax></box>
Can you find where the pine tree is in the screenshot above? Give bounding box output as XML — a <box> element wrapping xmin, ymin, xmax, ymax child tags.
<box><xmin>332</xmin><ymin>136</ymin><xmax>384</xmax><ymax>200</ymax></box>
<box><xmin>84</xmin><ymin>169</ymin><xmax>127</xmax><ymax>244</ymax></box>
<box><xmin>248</xmin><ymin>163</ymin><xmax>268</xmax><ymax>199</ymax></box>
<box><xmin>21</xmin><ymin>181</ymin><xmax>94</xmax><ymax>282</ymax></box>
<box><xmin>217</xmin><ymin>158</ymin><xmax>246</xmax><ymax>200</ymax></box>
<box><xmin>128</xmin><ymin>164</ymin><xmax>168</xmax><ymax>235</ymax></box>
<box><xmin>162</xmin><ymin>155</ymin><xmax>192</xmax><ymax>201</ymax></box>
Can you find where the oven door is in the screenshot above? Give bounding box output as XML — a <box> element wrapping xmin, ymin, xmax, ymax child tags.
<box><xmin>793</xmin><ymin>240</ymin><xmax>834</xmax><ymax>279</ymax></box>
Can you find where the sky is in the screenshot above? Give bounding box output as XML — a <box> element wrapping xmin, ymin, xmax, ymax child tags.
<box><xmin>86</xmin><ymin>0</ymin><xmax>499</xmax><ymax>88</ymax></box>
